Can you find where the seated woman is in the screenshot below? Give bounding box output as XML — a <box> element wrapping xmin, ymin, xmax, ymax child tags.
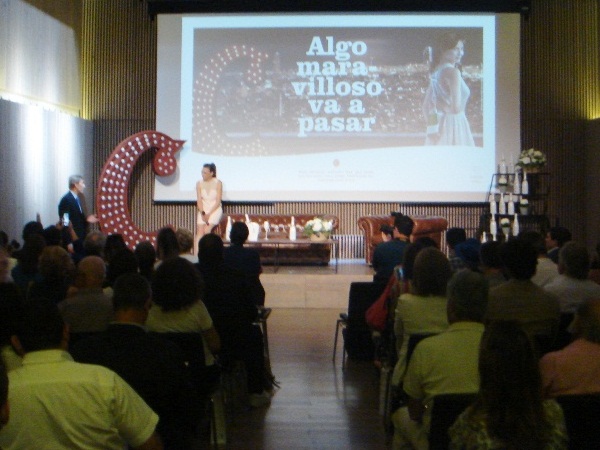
<box><xmin>392</xmin><ymin>247</ymin><xmax>452</xmax><ymax>386</ymax></box>
<box><xmin>147</xmin><ymin>257</ymin><xmax>221</xmax><ymax>400</ymax></box>
<box><xmin>223</xmin><ymin>221</ymin><xmax>266</xmax><ymax>306</ymax></box>
<box><xmin>449</xmin><ymin>321</ymin><xmax>568</xmax><ymax>449</ymax></box>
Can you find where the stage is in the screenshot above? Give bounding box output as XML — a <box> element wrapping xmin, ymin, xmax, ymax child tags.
<box><xmin>261</xmin><ymin>259</ymin><xmax>374</xmax><ymax>309</ymax></box>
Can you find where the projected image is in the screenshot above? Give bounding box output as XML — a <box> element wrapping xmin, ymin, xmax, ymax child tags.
<box><xmin>191</xmin><ymin>27</ymin><xmax>483</xmax><ymax>156</ymax></box>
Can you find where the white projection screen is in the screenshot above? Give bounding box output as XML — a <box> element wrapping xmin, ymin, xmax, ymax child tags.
<box><xmin>155</xmin><ymin>13</ymin><xmax>520</xmax><ymax>203</ymax></box>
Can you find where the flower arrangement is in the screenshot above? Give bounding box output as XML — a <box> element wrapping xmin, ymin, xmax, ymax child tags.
<box><xmin>516</xmin><ymin>148</ymin><xmax>546</xmax><ymax>171</ymax></box>
<box><xmin>304</xmin><ymin>217</ymin><xmax>333</xmax><ymax>239</ymax></box>
<box><xmin>519</xmin><ymin>198</ymin><xmax>529</xmax><ymax>206</ymax></box>
<box><xmin>500</xmin><ymin>218</ymin><xmax>511</xmax><ymax>228</ymax></box>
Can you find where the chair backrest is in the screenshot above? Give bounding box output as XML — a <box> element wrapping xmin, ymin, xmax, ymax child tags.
<box><xmin>429</xmin><ymin>393</ymin><xmax>477</xmax><ymax>450</ymax></box>
<box><xmin>406</xmin><ymin>333</ymin><xmax>437</xmax><ymax>366</ymax></box>
<box><xmin>347</xmin><ymin>281</ymin><xmax>385</xmax><ymax>329</ymax></box>
<box><xmin>556</xmin><ymin>394</ymin><xmax>600</xmax><ymax>450</ymax></box>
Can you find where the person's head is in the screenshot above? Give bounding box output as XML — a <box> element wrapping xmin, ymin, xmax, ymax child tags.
<box><xmin>0</xmin><ymin>248</ymin><xmax>10</xmax><ymax>283</ymax></box>
<box><xmin>15</xmin><ymin>233</ymin><xmax>46</xmax><ymax>274</ymax></box>
<box><xmin>379</xmin><ymin>224</ymin><xmax>394</xmax><ymax>242</ymax></box>
<box><xmin>134</xmin><ymin>241</ymin><xmax>156</xmax><ymax>279</ymax></box>
<box><xmin>401</xmin><ymin>239</ymin><xmax>438</xmax><ymax>281</ymax></box>
<box><xmin>175</xmin><ymin>228</ymin><xmax>194</xmax><ymax>255</ymax></box>
<box><xmin>37</xmin><ymin>245</ymin><xmax>75</xmax><ymax>281</ymax></box>
<box><xmin>393</xmin><ymin>214</ymin><xmax>414</xmax><ymax>240</ymax></box>
<box><xmin>411</xmin><ymin>247</ymin><xmax>452</xmax><ymax>296</ymax></box>
<box><xmin>12</xmin><ymin>297</ymin><xmax>68</xmax><ymax>353</ymax></box>
<box><xmin>83</xmin><ymin>230</ymin><xmax>107</xmax><ymax>258</ymax></box>
<box><xmin>499</xmin><ymin>238</ymin><xmax>537</xmax><ymax>280</ymax></box>
<box><xmin>21</xmin><ymin>221</ymin><xmax>44</xmax><ymax>242</ymax></box>
<box><xmin>230</xmin><ymin>221</ymin><xmax>249</xmax><ymax>245</ymax></box>
<box><xmin>433</xmin><ymin>32</ymin><xmax>465</xmax><ymax>69</ymax></box>
<box><xmin>105</xmin><ymin>248</ymin><xmax>138</xmax><ymax>286</ymax></box>
<box><xmin>42</xmin><ymin>226</ymin><xmax>62</xmax><ymax>247</ymax></box>
<box><xmin>151</xmin><ymin>257</ymin><xmax>202</xmax><ymax>311</ymax></box>
<box><xmin>545</xmin><ymin>226</ymin><xmax>572</xmax><ymax>251</ymax></box>
<box><xmin>198</xmin><ymin>233</ymin><xmax>224</xmax><ymax>267</ymax></box>
<box><xmin>446</xmin><ymin>227</ymin><xmax>467</xmax><ymax>250</ymax></box>
<box><xmin>446</xmin><ymin>270</ymin><xmax>489</xmax><ymax>323</ymax></box>
<box><xmin>156</xmin><ymin>227</ymin><xmax>180</xmax><ymax>261</ymax></box>
<box><xmin>573</xmin><ymin>298</ymin><xmax>600</xmax><ymax>343</ymax></box>
<box><xmin>104</xmin><ymin>234</ymin><xmax>127</xmax><ymax>263</ymax></box>
<box><xmin>75</xmin><ymin>255</ymin><xmax>106</xmax><ymax>289</ymax></box>
<box><xmin>558</xmin><ymin>241</ymin><xmax>591</xmax><ymax>280</ymax></box>
<box><xmin>477</xmin><ymin>320</ymin><xmax>548</xmax><ymax>448</ymax></box>
<box><xmin>68</xmin><ymin>174</ymin><xmax>85</xmax><ymax>193</ymax></box>
<box><xmin>454</xmin><ymin>238</ymin><xmax>482</xmax><ymax>272</ymax></box>
<box><xmin>112</xmin><ymin>273</ymin><xmax>151</xmax><ymax>313</ymax></box>
<box><xmin>518</xmin><ymin>230</ymin><xmax>547</xmax><ymax>256</ymax></box>
<box><xmin>479</xmin><ymin>240</ymin><xmax>503</xmax><ymax>271</ymax></box>
<box><xmin>202</xmin><ymin>163</ymin><xmax>217</xmax><ymax>181</ymax></box>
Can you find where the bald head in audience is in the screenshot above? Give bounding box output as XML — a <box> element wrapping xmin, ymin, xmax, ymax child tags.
<box><xmin>76</xmin><ymin>256</ymin><xmax>106</xmax><ymax>289</ymax></box>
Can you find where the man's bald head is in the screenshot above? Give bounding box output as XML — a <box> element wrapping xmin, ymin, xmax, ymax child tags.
<box><xmin>77</xmin><ymin>256</ymin><xmax>106</xmax><ymax>288</ymax></box>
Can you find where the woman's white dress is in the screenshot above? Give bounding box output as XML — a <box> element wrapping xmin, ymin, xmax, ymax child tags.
<box><xmin>197</xmin><ymin>178</ymin><xmax>223</xmax><ymax>226</ymax></box>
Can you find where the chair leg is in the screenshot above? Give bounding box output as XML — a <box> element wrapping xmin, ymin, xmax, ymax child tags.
<box><xmin>333</xmin><ymin>319</ymin><xmax>342</xmax><ymax>361</ymax></box>
<box><xmin>210</xmin><ymin>388</ymin><xmax>227</xmax><ymax>449</ymax></box>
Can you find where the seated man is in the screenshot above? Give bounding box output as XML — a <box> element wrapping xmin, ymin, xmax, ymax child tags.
<box><xmin>486</xmin><ymin>239</ymin><xmax>560</xmax><ymax>340</ymax></box>
<box><xmin>544</xmin><ymin>241</ymin><xmax>600</xmax><ymax>314</ymax></box>
<box><xmin>223</xmin><ymin>221</ymin><xmax>266</xmax><ymax>306</ymax></box>
<box><xmin>546</xmin><ymin>226</ymin><xmax>572</xmax><ymax>264</ymax></box>
<box><xmin>57</xmin><ymin>255</ymin><xmax>113</xmax><ymax>337</ymax></box>
<box><xmin>519</xmin><ymin>230</ymin><xmax>559</xmax><ymax>288</ymax></box>
<box><xmin>0</xmin><ymin>297</ymin><xmax>161</xmax><ymax>449</ymax></box>
<box><xmin>71</xmin><ymin>273</ymin><xmax>202</xmax><ymax>449</ymax></box>
<box><xmin>446</xmin><ymin>227</ymin><xmax>467</xmax><ymax>272</ymax></box>
<box><xmin>540</xmin><ymin>298</ymin><xmax>600</xmax><ymax>397</ymax></box>
<box><xmin>372</xmin><ymin>213</ymin><xmax>414</xmax><ymax>285</ymax></box>
<box><xmin>392</xmin><ymin>270</ymin><xmax>487</xmax><ymax>450</ymax></box>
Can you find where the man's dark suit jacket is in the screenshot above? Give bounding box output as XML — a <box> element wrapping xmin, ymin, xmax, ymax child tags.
<box><xmin>70</xmin><ymin>323</ymin><xmax>203</xmax><ymax>449</ymax></box>
<box><xmin>58</xmin><ymin>191</ymin><xmax>87</xmax><ymax>240</ymax></box>
<box><xmin>223</xmin><ymin>244</ymin><xmax>266</xmax><ymax>306</ymax></box>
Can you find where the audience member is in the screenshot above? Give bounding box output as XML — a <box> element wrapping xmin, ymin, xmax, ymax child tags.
<box><xmin>156</xmin><ymin>227</ymin><xmax>180</xmax><ymax>264</ymax></box>
<box><xmin>0</xmin><ymin>283</ymin><xmax>23</xmax><ymax>371</ymax></box>
<box><xmin>479</xmin><ymin>240</ymin><xmax>506</xmax><ymax>288</ymax></box>
<box><xmin>11</xmin><ymin>233</ymin><xmax>45</xmax><ymax>293</ymax></box>
<box><xmin>147</xmin><ymin>257</ymin><xmax>221</xmax><ymax>399</ymax></box>
<box><xmin>446</xmin><ymin>227</ymin><xmax>467</xmax><ymax>272</ymax></box>
<box><xmin>175</xmin><ymin>227</ymin><xmax>197</xmax><ymax>263</ymax></box>
<box><xmin>11</xmin><ymin>221</ymin><xmax>43</xmax><ymax>262</ymax></box>
<box><xmin>103</xmin><ymin>233</ymin><xmax>127</xmax><ymax>265</ymax></box>
<box><xmin>0</xmin><ymin>248</ymin><xmax>12</xmax><ymax>283</ymax></box>
<box><xmin>392</xmin><ymin>247</ymin><xmax>452</xmax><ymax>386</ymax></box>
<box><xmin>0</xmin><ymin>297</ymin><xmax>162</xmax><ymax>449</ymax></box>
<box><xmin>223</xmin><ymin>221</ymin><xmax>266</xmax><ymax>306</ymax></box>
<box><xmin>27</xmin><ymin>245</ymin><xmax>74</xmax><ymax>304</ymax></box>
<box><xmin>540</xmin><ymin>298</ymin><xmax>600</xmax><ymax>397</ymax></box>
<box><xmin>197</xmin><ymin>234</ymin><xmax>272</xmax><ymax>407</ymax></box>
<box><xmin>71</xmin><ymin>273</ymin><xmax>202</xmax><ymax>449</ymax></box>
<box><xmin>449</xmin><ymin>321</ymin><xmax>568</xmax><ymax>449</ymax></box>
<box><xmin>453</xmin><ymin>238</ymin><xmax>481</xmax><ymax>272</ymax></box>
<box><xmin>485</xmin><ymin>239</ymin><xmax>560</xmax><ymax>341</ymax></box>
<box><xmin>135</xmin><ymin>241</ymin><xmax>156</xmax><ymax>282</ymax></box>
<box><xmin>42</xmin><ymin>225</ymin><xmax>62</xmax><ymax>247</ymax></box>
<box><xmin>544</xmin><ymin>241</ymin><xmax>600</xmax><ymax>314</ymax></box>
<box><xmin>520</xmin><ymin>230</ymin><xmax>559</xmax><ymax>287</ymax></box>
<box><xmin>105</xmin><ymin>247</ymin><xmax>138</xmax><ymax>288</ymax></box>
<box><xmin>372</xmin><ymin>213</ymin><xmax>414</xmax><ymax>285</ymax></box>
<box><xmin>57</xmin><ymin>256</ymin><xmax>113</xmax><ymax>337</ymax></box>
<box><xmin>83</xmin><ymin>230</ymin><xmax>107</xmax><ymax>258</ymax></box>
<box><xmin>0</xmin><ymin>358</ymin><xmax>8</xmax><ymax>431</ymax></box>
<box><xmin>392</xmin><ymin>270</ymin><xmax>488</xmax><ymax>450</ymax></box>
<box><xmin>546</xmin><ymin>226</ymin><xmax>572</xmax><ymax>264</ymax></box>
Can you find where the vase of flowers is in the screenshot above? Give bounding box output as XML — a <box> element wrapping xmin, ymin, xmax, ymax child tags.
<box><xmin>516</xmin><ymin>148</ymin><xmax>546</xmax><ymax>173</ymax></box>
<box><xmin>497</xmin><ymin>174</ymin><xmax>509</xmax><ymax>193</ymax></box>
<box><xmin>519</xmin><ymin>198</ymin><xmax>529</xmax><ymax>215</ymax></box>
<box><xmin>304</xmin><ymin>217</ymin><xmax>333</xmax><ymax>241</ymax></box>
<box><xmin>500</xmin><ymin>217</ymin><xmax>511</xmax><ymax>239</ymax></box>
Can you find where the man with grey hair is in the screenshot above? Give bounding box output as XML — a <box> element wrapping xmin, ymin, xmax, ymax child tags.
<box><xmin>392</xmin><ymin>270</ymin><xmax>488</xmax><ymax>450</ymax></box>
<box><xmin>175</xmin><ymin>228</ymin><xmax>197</xmax><ymax>263</ymax></box>
<box><xmin>540</xmin><ymin>298</ymin><xmax>600</xmax><ymax>396</ymax></box>
<box><xmin>58</xmin><ymin>174</ymin><xmax>98</xmax><ymax>242</ymax></box>
<box><xmin>544</xmin><ymin>242</ymin><xmax>600</xmax><ymax>313</ymax></box>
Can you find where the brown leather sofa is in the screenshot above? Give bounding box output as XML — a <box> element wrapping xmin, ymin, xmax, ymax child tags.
<box><xmin>216</xmin><ymin>214</ymin><xmax>339</xmax><ymax>265</ymax></box>
<box><xmin>357</xmin><ymin>215</ymin><xmax>448</xmax><ymax>265</ymax></box>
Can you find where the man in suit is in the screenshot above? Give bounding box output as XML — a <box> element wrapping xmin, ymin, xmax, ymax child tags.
<box><xmin>58</xmin><ymin>174</ymin><xmax>98</xmax><ymax>242</ymax></box>
<box><xmin>71</xmin><ymin>273</ymin><xmax>202</xmax><ymax>449</ymax></box>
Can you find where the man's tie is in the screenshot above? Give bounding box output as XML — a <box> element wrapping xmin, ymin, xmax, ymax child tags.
<box><xmin>76</xmin><ymin>196</ymin><xmax>82</xmax><ymax>213</ymax></box>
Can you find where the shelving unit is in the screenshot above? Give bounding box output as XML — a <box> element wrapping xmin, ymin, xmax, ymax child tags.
<box><xmin>479</xmin><ymin>171</ymin><xmax>551</xmax><ymax>241</ymax></box>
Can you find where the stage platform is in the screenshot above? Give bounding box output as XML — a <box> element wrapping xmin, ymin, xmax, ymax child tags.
<box><xmin>261</xmin><ymin>259</ymin><xmax>374</xmax><ymax>309</ymax></box>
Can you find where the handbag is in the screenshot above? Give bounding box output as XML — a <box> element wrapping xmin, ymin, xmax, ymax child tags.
<box><xmin>365</xmin><ymin>273</ymin><xmax>397</xmax><ymax>332</ymax></box>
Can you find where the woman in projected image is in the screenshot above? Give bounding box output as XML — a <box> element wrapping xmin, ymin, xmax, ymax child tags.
<box><xmin>195</xmin><ymin>163</ymin><xmax>223</xmax><ymax>253</ymax></box>
<box><xmin>422</xmin><ymin>32</ymin><xmax>475</xmax><ymax>146</ymax></box>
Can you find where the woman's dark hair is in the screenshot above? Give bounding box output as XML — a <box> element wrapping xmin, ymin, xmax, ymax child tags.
<box><xmin>16</xmin><ymin>234</ymin><xmax>46</xmax><ymax>275</ymax></box>
<box><xmin>106</xmin><ymin>248</ymin><xmax>138</xmax><ymax>286</ymax></box>
<box><xmin>134</xmin><ymin>241</ymin><xmax>156</xmax><ymax>281</ymax></box>
<box><xmin>473</xmin><ymin>321</ymin><xmax>552</xmax><ymax>449</ymax></box>
<box><xmin>401</xmin><ymin>239</ymin><xmax>437</xmax><ymax>281</ymax></box>
<box><xmin>411</xmin><ymin>247</ymin><xmax>452</xmax><ymax>296</ymax></box>
<box><xmin>104</xmin><ymin>234</ymin><xmax>127</xmax><ymax>264</ymax></box>
<box><xmin>230</xmin><ymin>221</ymin><xmax>249</xmax><ymax>245</ymax></box>
<box><xmin>151</xmin><ymin>257</ymin><xmax>202</xmax><ymax>311</ymax></box>
<box><xmin>431</xmin><ymin>31</ymin><xmax>464</xmax><ymax>73</ymax></box>
<box><xmin>156</xmin><ymin>227</ymin><xmax>180</xmax><ymax>261</ymax></box>
<box><xmin>203</xmin><ymin>163</ymin><xmax>217</xmax><ymax>177</ymax></box>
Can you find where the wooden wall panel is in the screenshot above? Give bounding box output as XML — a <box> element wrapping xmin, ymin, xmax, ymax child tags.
<box><xmin>82</xmin><ymin>0</ymin><xmax>600</xmax><ymax>255</ymax></box>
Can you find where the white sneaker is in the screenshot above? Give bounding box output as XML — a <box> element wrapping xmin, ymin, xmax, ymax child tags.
<box><xmin>248</xmin><ymin>391</ymin><xmax>272</xmax><ymax>408</ymax></box>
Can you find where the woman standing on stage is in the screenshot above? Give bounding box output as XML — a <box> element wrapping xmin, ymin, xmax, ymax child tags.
<box><xmin>195</xmin><ymin>163</ymin><xmax>223</xmax><ymax>253</ymax></box>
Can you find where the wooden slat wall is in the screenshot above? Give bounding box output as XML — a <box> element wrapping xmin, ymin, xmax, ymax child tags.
<box><xmin>81</xmin><ymin>0</ymin><xmax>600</xmax><ymax>253</ymax></box>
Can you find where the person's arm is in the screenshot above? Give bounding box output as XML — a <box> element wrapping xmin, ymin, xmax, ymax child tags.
<box><xmin>196</xmin><ymin>181</ymin><xmax>203</xmax><ymax>214</ymax></box>
<box><xmin>205</xmin><ymin>180</ymin><xmax>223</xmax><ymax>218</ymax></box>
<box><xmin>86</xmin><ymin>213</ymin><xmax>99</xmax><ymax>224</ymax></box>
<box><xmin>202</xmin><ymin>326</ymin><xmax>221</xmax><ymax>354</ymax></box>
<box><xmin>447</xmin><ymin>67</ymin><xmax>462</xmax><ymax>113</ymax></box>
<box><xmin>132</xmin><ymin>432</ymin><xmax>163</xmax><ymax>450</ymax></box>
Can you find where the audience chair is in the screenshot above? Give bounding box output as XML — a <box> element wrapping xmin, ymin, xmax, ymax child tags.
<box><xmin>255</xmin><ymin>306</ymin><xmax>279</xmax><ymax>388</ymax></box>
<box><xmin>428</xmin><ymin>393</ymin><xmax>477</xmax><ymax>450</ymax></box>
<box><xmin>333</xmin><ymin>312</ymin><xmax>348</xmax><ymax>367</ymax></box>
<box><xmin>556</xmin><ymin>394</ymin><xmax>600</xmax><ymax>450</ymax></box>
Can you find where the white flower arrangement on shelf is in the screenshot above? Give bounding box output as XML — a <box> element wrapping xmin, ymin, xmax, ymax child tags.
<box><xmin>516</xmin><ymin>148</ymin><xmax>547</xmax><ymax>171</ymax></box>
<box><xmin>519</xmin><ymin>198</ymin><xmax>529</xmax><ymax>206</ymax></box>
<box><xmin>303</xmin><ymin>217</ymin><xmax>333</xmax><ymax>238</ymax></box>
<box><xmin>500</xmin><ymin>218</ymin><xmax>511</xmax><ymax>228</ymax></box>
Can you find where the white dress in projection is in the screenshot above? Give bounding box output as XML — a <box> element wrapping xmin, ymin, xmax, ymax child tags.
<box><xmin>423</xmin><ymin>63</ymin><xmax>475</xmax><ymax>146</ymax></box>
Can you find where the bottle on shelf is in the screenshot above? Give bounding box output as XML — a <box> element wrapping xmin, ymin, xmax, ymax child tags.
<box><xmin>225</xmin><ymin>215</ymin><xmax>232</xmax><ymax>241</ymax></box>
<box><xmin>489</xmin><ymin>216</ymin><xmax>497</xmax><ymax>237</ymax></box>
<box><xmin>522</xmin><ymin>172</ymin><xmax>529</xmax><ymax>195</ymax></box>
<box><xmin>489</xmin><ymin>193</ymin><xmax>497</xmax><ymax>215</ymax></box>
<box><xmin>289</xmin><ymin>216</ymin><xmax>297</xmax><ymax>241</ymax></box>
<box><xmin>512</xmin><ymin>213</ymin><xmax>520</xmax><ymax>236</ymax></box>
<box><xmin>514</xmin><ymin>172</ymin><xmax>521</xmax><ymax>194</ymax></box>
<box><xmin>507</xmin><ymin>193</ymin><xmax>515</xmax><ymax>215</ymax></box>
<box><xmin>499</xmin><ymin>156</ymin><xmax>507</xmax><ymax>174</ymax></box>
<box><xmin>499</xmin><ymin>193</ymin><xmax>506</xmax><ymax>214</ymax></box>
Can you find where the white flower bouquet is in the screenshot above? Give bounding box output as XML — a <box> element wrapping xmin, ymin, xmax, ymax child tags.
<box><xmin>519</xmin><ymin>198</ymin><xmax>529</xmax><ymax>206</ymax></box>
<box><xmin>500</xmin><ymin>218</ymin><xmax>511</xmax><ymax>228</ymax></box>
<box><xmin>304</xmin><ymin>217</ymin><xmax>333</xmax><ymax>239</ymax></box>
<box><xmin>516</xmin><ymin>148</ymin><xmax>546</xmax><ymax>171</ymax></box>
